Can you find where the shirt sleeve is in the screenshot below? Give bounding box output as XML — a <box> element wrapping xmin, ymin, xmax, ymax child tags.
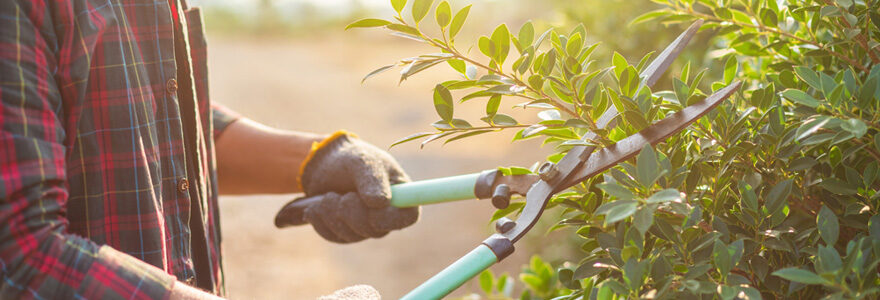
<box><xmin>0</xmin><ymin>1</ymin><xmax>177</xmax><ymax>298</ymax></box>
<box><xmin>212</xmin><ymin>103</ymin><xmax>241</xmax><ymax>140</ymax></box>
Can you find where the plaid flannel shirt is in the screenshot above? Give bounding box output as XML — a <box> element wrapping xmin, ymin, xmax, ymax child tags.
<box><xmin>0</xmin><ymin>0</ymin><xmax>239</xmax><ymax>298</ymax></box>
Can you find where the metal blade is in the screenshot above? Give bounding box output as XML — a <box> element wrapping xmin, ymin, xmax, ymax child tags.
<box><xmin>503</xmin><ymin>81</ymin><xmax>741</xmax><ymax>243</ymax></box>
<box><xmin>561</xmin><ymin>81</ymin><xmax>741</xmax><ymax>188</ymax></box>
<box><xmin>549</xmin><ymin>20</ymin><xmax>704</xmax><ymax>187</ymax></box>
<box><xmin>584</xmin><ymin>19</ymin><xmax>704</xmax><ymax>142</ymax></box>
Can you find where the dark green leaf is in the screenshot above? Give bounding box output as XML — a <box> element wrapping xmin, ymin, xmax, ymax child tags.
<box><xmin>820</xmin><ymin>177</ymin><xmax>858</xmax><ymax>195</ymax></box>
<box><xmin>597</xmin><ymin>182</ymin><xmax>635</xmax><ymax>200</ymax></box>
<box><xmin>738</xmin><ymin>181</ymin><xmax>758</xmax><ymax>212</ymax></box>
<box><xmin>817</xmin><ymin>205</ymin><xmax>839</xmax><ymax>245</ymax></box>
<box><xmin>794</xmin><ymin>66</ymin><xmax>821</xmax><ymax>91</ymax></box>
<box><xmin>596</xmin><ymin>200</ymin><xmax>638</xmax><ymax>225</ymax></box>
<box><xmin>840</xmin><ymin>118</ymin><xmax>867</xmax><ymax>138</ymax></box>
<box><xmin>646</xmin><ymin>189</ymin><xmax>681</xmax><ymax>203</ymax></box>
<box><xmin>486</xmin><ymin>95</ymin><xmax>501</xmax><ymax>117</ymax></box>
<box><xmin>765</xmin><ymin>179</ymin><xmax>792</xmax><ymax>215</ymax></box>
<box><xmin>781</xmin><ymin>89</ymin><xmax>820</xmax><ymax>108</ymax></box>
<box><xmin>772</xmin><ymin>268</ymin><xmax>827</xmax><ymax>285</ymax></box>
<box><xmin>433</xmin><ymin>84</ymin><xmax>453</xmax><ymax>121</ymax></box>
<box><xmin>633</xmin><ymin>205</ymin><xmax>655</xmax><ymax>234</ymax></box>
<box><xmin>636</xmin><ymin>145</ymin><xmax>659</xmax><ymax>187</ymax></box>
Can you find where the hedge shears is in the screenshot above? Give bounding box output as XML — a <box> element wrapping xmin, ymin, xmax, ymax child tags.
<box><xmin>275</xmin><ymin>20</ymin><xmax>741</xmax><ymax>299</ymax></box>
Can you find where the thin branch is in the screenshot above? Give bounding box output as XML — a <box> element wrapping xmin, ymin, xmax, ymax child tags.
<box><xmin>684</xmin><ymin>9</ymin><xmax>870</xmax><ymax>73</ymax></box>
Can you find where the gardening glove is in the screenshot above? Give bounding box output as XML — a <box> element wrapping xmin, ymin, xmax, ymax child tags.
<box><xmin>287</xmin><ymin>131</ymin><xmax>419</xmax><ymax>243</ymax></box>
<box><xmin>318</xmin><ymin>285</ymin><xmax>381</xmax><ymax>300</ymax></box>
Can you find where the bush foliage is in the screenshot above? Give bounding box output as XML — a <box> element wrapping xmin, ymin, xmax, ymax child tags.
<box><xmin>348</xmin><ymin>0</ymin><xmax>880</xmax><ymax>298</ymax></box>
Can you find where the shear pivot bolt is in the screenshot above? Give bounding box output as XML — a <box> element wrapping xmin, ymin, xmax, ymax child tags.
<box><xmin>492</xmin><ymin>184</ymin><xmax>511</xmax><ymax>209</ymax></box>
<box><xmin>495</xmin><ymin>217</ymin><xmax>516</xmax><ymax>234</ymax></box>
<box><xmin>538</xmin><ymin>162</ymin><xmax>560</xmax><ymax>182</ymax></box>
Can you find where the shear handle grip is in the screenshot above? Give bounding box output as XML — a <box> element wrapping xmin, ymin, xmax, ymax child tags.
<box><xmin>275</xmin><ymin>172</ymin><xmax>486</xmax><ymax>227</ymax></box>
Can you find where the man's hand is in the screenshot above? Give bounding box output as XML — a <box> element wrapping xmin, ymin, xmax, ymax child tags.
<box><xmin>289</xmin><ymin>132</ymin><xmax>419</xmax><ymax>243</ymax></box>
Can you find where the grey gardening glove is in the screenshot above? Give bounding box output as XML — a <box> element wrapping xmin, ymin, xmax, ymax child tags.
<box><xmin>291</xmin><ymin>132</ymin><xmax>420</xmax><ymax>243</ymax></box>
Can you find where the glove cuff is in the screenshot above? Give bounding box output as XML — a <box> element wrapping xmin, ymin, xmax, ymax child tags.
<box><xmin>297</xmin><ymin>130</ymin><xmax>358</xmax><ymax>190</ymax></box>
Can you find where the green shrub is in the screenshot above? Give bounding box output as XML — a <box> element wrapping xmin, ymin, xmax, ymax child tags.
<box><xmin>348</xmin><ymin>0</ymin><xmax>880</xmax><ymax>298</ymax></box>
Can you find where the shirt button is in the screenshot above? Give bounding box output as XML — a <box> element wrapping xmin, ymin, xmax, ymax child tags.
<box><xmin>178</xmin><ymin>178</ymin><xmax>189</xmax><ymax>193</ymax></box>
<box><xmin>166</xmin><ymin>78</ymin><xmax>178</xmax><ymax>95</ymax></box>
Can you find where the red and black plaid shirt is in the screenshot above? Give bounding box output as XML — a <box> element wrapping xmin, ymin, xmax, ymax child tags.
<box><xmin>0</xmin><ymin>0</ymin><xmax>239</xmax><ymax>298</ymax></box>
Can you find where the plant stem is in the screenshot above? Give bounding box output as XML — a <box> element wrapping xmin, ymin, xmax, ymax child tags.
<box><xmin>400</xmin><ymin>21</ymin><xmax>583</xmax><ymax>121</ymax></box>
<box><xmin>683</xmin><ymin>8</ymin><xmax>870</xmax><ymax>73</ymax></box>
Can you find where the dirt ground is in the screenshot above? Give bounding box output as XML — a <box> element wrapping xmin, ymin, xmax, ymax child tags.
<box><xmin>208</xmin><ymin>32</ymin><xmax>554</xmax><ymax>299</ymax></box>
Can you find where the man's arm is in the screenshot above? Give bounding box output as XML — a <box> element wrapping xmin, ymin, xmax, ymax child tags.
<box><xmin>214</xmin><ymin>118</ymin><xmax>324</xmax><ymax>195</ymax></box>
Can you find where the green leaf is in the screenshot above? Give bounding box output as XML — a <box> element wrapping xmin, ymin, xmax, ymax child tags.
<box><xmin>713</xmin><ymin>240</ymin><xmax>731</xmax><ymax>275</ymax></box>
<box><xmin>738</xmin><ymin>181</ymin><xmax>758</xmax><ymax>212</ymax></box>
<box><xmin>764</xmin><ymin>179</ymin><xmax>792</xmax><ymax>215</ymax></box>
<box><xmin>816</xmin><ymin>245</ymin><xmax>842</xmax><ymax>274</ymax></box>
<box><xmin>361</xmin><ymin>64</ymin><xmax>395</xmax><ymax>84</ymax></box>
<box><xmin>411</xmin><ymin>0</ymin><xmax>433</xmax><ymax>23</ymax></box>
<box><xmin>596</xmin><ymin>200</ymin><xmax>638</xmax><ymax>225</ymax></box>
<box><xmin>781</xmin><ymin>89</ymin><xmax>820</xmax><ymax>108</ymax></box>
<box><xmin>566</xmin><ymin>33</ymin><xmax>582</xmax><ymax>58</ymax></box>
<box><xmin>433</xmin><ymin>84</ymin><xmax>453</xmax><ymax>121</ymax></box>
<box><xmin>479</xmin><ymin>269</ymin><xmax>494</xmax><ymax>294</ymax></box>
<box><xmin>787</xmin><ymin>157</ymin><xmax>817</xmax><ymax>172</ymax></box>
<box><xmin>723</xmin><ymin>56</ymin><xmax>737</xmax><ymax>84</ymax></box>
<box><xmin>646</xmin><ymin>189</ymin><xmax>681</xmax><ymax>203</ymax></box>
<box><xmin>490</xmin><ymin>24</ymin><xmax>511</xmax><ymax>65</ymax></box>
<box><xmin>794</xmin><ymin>66</ymin><xmax>822</xmax><ymax>91</ymax></box>
<box><xmin>391</xmin><ymin>0</ymin><xmax>407</xmax><ymax>14</ymax></box>
<box><xmin>870</xmin><ymin>215</ymin><xmax>880</xmax><ymax>238</ymax></box>
<box><xmin>597</xmin><ymin>183</ymin><xmax>635</xmax><ymax>200</ymax></box>
<box><xmin>486</xmin><ymin>95</ymin><xmax>501</xmax><ymax>117</ymax></box>
<box><xmin>759</xmin><ymin>8</ymin><xmax>777</xmax><ymax>26</ymax></box>
<box><xmin>434</xmin><ymin>1</ymin><xmax>451</xmax><ymax>28</ymax></box>
<box><xmin>518</xmin><ymin>21</ymin><xmax>534</xmax><ymax>49</ymax></box>
<box><xmin>443</xmin><ymin>129</ymin><xmax>493</xmax><ymax>145</ymax></box>
<box><xmin>840</xmin><ymin>118</ymin><xmax>868</xmax><ymax>138</ymax></box>
<box><xmin>630</xmin><ymin>10</ymin><xmax>671</xmax><ymax>26</ymax></box>
<box><xmin>820</xmin><ymin>177</ymin><xmax>858</xmax><ymax>195</ymax></box>
<box><xmin>485</xmin><ymin>114</ymin><xmax>518</xmax><ymax>126</ymax></box>
<box><xmin>612</xmin><ymin>52</ymin><xmax>628</xmax><ymax>78</ymax></box>
<box><xmin>635</xmin><ymin>145</ymin><xmax>660</xmax><ymax>187</ymax></box>
<box><xmin>345</xmin><ymin>18</ymin><xmax>391</xmax><ymax>30</ymax></box>
<box><xmin>772</xmin><ymin>268</ymin><xmax>827</xmax><ymax>285</ymax></box>
<box><xmin>817</xmin><ymin>205</ymin><xmax>839</xmax><ymax>245</ymax></box>
<box><xmin>389</xmin><ymin>132</ymin><xmax>433</xmax><ymax>148</ymax></box>
<box><xmin>673</xmin><ymin>78</ymin><xmax>689</xmax><ymax>103</ymax></box>
<box><xmin>633</xmin><ymin>205</ymin><xmax>655</xmax><ymax>234</ymax></box>
<box><xmin>385</xmin><ymin>23</ymin><xmax>421</xmax><ymax>36</ymax></box>
<box><xmin>448</xmin><ymin>5</ymin><xmax>470</xmax><ymax>39</ymax></box>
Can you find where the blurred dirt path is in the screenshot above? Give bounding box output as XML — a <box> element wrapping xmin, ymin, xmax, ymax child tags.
<box><xmin>208</xmin><ymin>33</ymin><xmax>551</xmax><ymax>299</ymax></box>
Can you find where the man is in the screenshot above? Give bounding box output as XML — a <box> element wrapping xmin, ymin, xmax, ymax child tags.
<box><xmin>0</xmin><ymin>0</ymin><xmax>418</xmax><ymax>298</ymax></box>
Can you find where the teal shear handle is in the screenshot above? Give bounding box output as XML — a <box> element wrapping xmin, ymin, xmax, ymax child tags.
<box><xmin>387</xmin><ymin>172</ymin><xmax>481</xmax><ymax>207</ymax></box>
<box><xmin>400</xmin><ymin>243</ymin><xmax>500</xmax><ymax>300</ymax></box>
<box><xmin>274</xmin><ymin>171</ymin><xmax>499</xmax><ymax>227</ymax></box>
